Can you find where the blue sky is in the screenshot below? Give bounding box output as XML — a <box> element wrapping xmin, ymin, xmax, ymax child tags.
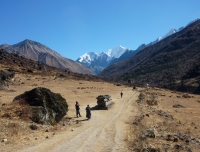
<box><xmin>0</xmin><ymin>0</ymin><xmax>199</xmax><ymax>60</ymax></box>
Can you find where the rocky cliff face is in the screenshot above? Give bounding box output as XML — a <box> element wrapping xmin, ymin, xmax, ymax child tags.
<box><xmin>0</xmin><ymin>39</ymin><xmax>95</xmax><ymax>75</ymax></box>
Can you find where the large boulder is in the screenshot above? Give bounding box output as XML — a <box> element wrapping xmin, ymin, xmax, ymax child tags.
<box><xmin>96</xmin><ymin>95</ymin><xmax>114</xmax><ymax>110</ymax></box>
<box><xmin>0</xmin><ymin>69</ymin><xmax>15</xmax><ymax>89</ymax></box>
<box><xmin>13</xmin><ymin>87</ymin><xmax>68</xmax><ymax>125</ymax></box>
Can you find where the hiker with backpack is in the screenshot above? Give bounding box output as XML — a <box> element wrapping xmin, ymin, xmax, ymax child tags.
<box><xmin>75</xmin><ymin>101</ymin><xmax>82</xmax><ymax>117</ymax></box>
<box><xmin>86</xmin><ymin>105</ymin><xmax>91</xmax><ymax>120</ymax></box>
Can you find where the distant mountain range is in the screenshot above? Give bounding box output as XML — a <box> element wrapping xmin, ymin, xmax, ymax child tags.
<box><xmin>77</xmin><ymin>23</ymin><xmax>188</xmax><ymax>74</ymax></box>
<box><xmin>76</xmin><ymin>46</ymin><xmax>131</xmax><ymax>74</ymax></box>
<box><xmin>99</xmin><ymin>19</ymin><xmax>200</xmax><ymax>94</ymax></box>
<box><xmin>0</xmin><ymin>39</ymin><xmax>95</xmax><ymax>75</ymax></box>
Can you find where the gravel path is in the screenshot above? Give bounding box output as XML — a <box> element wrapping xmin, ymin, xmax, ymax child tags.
<box><xmin>22</xmin><ymin>88</ymin><xmax>138</xmax><ymax>152</ymax></box>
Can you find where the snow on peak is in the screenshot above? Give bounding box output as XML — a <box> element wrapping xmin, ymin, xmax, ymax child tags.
<box><xmin>163</xmin><ymin>29</ymin><xmax>177</xmax><ymax>38</ymax></box>
<box><xmin>77</xmin><ymin>45</ymin><xmax>128</xmax><ymax>65</ymax></box>
<box><xmin>157</xmin><ymin>37</ymin><xmax>162</xmax><ymax>41</ymax></box>
<box><xmin>106</xmin><ymin>45</ymin><xmax>127</xmax><ymax>58</ymax></box>
<box><xmin>156</xmin><ymin>29</ymin><xmax>178</xmax><ymax>42</ymax></box>
<box><xmin>78</xmin><ymin>52</ymin><xmax>99</xmax><ymax>63</ymax></box>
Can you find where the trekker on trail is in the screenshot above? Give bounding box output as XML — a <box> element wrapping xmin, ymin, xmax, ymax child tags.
<box><xmin>75</xmin><ymin>101</ymin><xmax>82</xmax><ymax>117</ymax></box>
<box><xmin>86</xmin><ymin>105</ymin><xmax>91</xmax><ymax>120</ymax></box>
<box><xmin>120</xmin><ymin>92</ymin><xmax>123</xmax><ymax>98</ymax></box>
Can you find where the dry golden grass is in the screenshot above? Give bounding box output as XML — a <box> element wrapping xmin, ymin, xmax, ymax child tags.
<box><xmin>0</xmin><ymin>73</ymin><xmax>125</xmax><ymax>150</ymax></box>
<box><xmin>0</xmin><ymin>72</ymin><xmax>200</xmax><ymax>151</ymax></box>
<box><xmin>126</xmin><ymin>87</ymin><xmax>200</xmax><ymax>151</ymax></box>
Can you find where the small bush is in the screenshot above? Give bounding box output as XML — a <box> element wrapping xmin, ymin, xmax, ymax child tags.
<box><xmin>30</xmin><ymin>124</ymin><xmax>38</xmax><ymax>130</ymax></box>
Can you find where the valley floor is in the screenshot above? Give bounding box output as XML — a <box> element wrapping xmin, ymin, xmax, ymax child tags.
<box><xmin>0</xmin><ymin>73</ymin><xmax>200</xmax><ymax>151</ymax></box>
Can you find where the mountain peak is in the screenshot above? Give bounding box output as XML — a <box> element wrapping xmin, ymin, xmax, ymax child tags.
<box><xmin>77</xmin><ymin>45</ymin><xmax>129</xmax><ymax>74</ymax></box>
<box><xmin>119</xmin><ymin>45</ymin><xmax>126</xmax><ymax>49</ymax></box>
<box><xmin>0</xmin><ymin>39</ymin><xmax>95</xmax><ymax>75</ymax></box>
<box><xmin>21</xmin><ymin>39</ymin><xmax>41</xmax><ymax>45</ymax></box>
<box><xmin>106</xmin><ymin>45</ymin><xmax>127</xmax><ymax>58</ymax></box>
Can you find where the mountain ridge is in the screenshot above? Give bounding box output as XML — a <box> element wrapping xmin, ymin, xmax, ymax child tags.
<box><xmin>0</xmin><ymin>39</ymin><xmax>95</xmax><ymax>75</ymax></box>
<box><xmin>76</xmin><ymin>21</ymin><xmax>191</xmax><ymax>74</ymax></box>
<box><xmin>98</xmin><ymin>19</ymin><xmax>200</xmax><ymax>94</ymax></box>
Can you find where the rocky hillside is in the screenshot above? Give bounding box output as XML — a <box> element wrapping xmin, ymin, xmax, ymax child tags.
<box><xmin>0</xmin><ymin>49</ymin><xmax>101</xmax><ymax>82</ymax></box>
<box><xmin>0</xmin><ymin>39</ymin><xmax>95</xmax><ymax>75</ymax></box>
<box><xmin>99</xmin><ymin>19</ymin><xmax>200</xmax><ymax>94</ymax></box>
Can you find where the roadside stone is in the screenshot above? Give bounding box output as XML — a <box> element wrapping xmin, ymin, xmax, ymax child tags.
<box><xmin>30</xmin><ymin>124</ymin><xmax>38</xmax><ymax>130</ymax></box>
<box><xmin>174</xmin><ymin>144</ymin><xmax>183</xmax><ymax>150</ymax></box>
<box><xmin>138</xmin><ymin>93</ymin><xmax>145</xmax><ymax>100</ymax></box>
<box><xmin>2</xmin><ymin>138</ymin><xmax>7</xmax><ymax>142</ymax></box>
<box><xmin>173</xmin><ymin>137</ymin><xmax>178</xmax><ymax>142</ymax></box>
<box><xmin>166</xmin><ymin>134</ymin><xmax>172</xmax><ymax>141</ymax></box>
<box><xmin>164</xmin><ymin>144</ymin><xmax>170</xmax><ymax>149</ymax></box>
<box><xmin>145</xmin><ymin>114</ymin><xmax>149</xmax><ymax>117</ymax></box>
<box><xmin>185</xmin><ymin>146</ymin><xmax>192</xmax><ymax>152</ymax></box>
<box><xmin>133</xmin><ymin>122</ymin><xmax>138</xmax><ymax>126</ymax></box>
<box><xmin>142</xmin><ymin>148</ymin><xmax>160</xmax><ymax>152</ymax></box>
<box><xmin>146</xmin><ymin>99</ymin><xmax>158</xmax><ymax>106</ymax></box>
<box><xmin>143</xmin><ymin>129</ymin><xmax>155</xmax><ymax>138</ymax></box>
<box><xmin>182</xmin><ymin>94</ymin><xmax>191</xmax><ymax>98</ymax></box>
<box><xmin>173</xmin><ymin>104</ymin><xmax>185</xmax><ymax>108</ymax></box>
<box><xmin>27</xmin><ymin>69</ymin><xmax>33</xmax><ymax>73</ymax></box>
<box><xmin>155</xmin><ymin>110</ymin><xmax>173</xmax><ymax>119</ymax></box>
<box><xmin>185</xmin><ymin>138</ymin><xmax>190</xmax><ymax>144</ymax></box>
<box><xmin>140</xmin><ymin>134</ymin><xmax>146</xmax><ymax>140</ymax></box>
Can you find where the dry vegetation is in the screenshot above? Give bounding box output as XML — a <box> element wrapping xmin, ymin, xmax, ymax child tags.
<box><xmin>0</xmin><ymin>61</ymin><xmax>200</xmax><ymax>151</ymax></box>
<box><xmin>126</xmin><ymin>87</ymin><xmax>200</xmax><ymax>151</ymax></box>
<box><xmin>0</xmin><ymin>69</ymin><xmax>124</xmax><ymax>151</ymax></box>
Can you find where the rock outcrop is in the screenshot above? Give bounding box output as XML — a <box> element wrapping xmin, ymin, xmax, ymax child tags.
<box><xmin>0</xmin><ymin>68</ymin><xmax>15</xmax><ymax>89</ymax></box>
<box><xmin>13</xmin><ymin>87</ymin><xmax>68</xmax><ymax>125</ymax></box>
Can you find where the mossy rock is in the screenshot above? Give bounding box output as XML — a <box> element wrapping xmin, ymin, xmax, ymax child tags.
<box><xmin>13</xmin><ymin>87</ymin><xmax>68</xmax><ymax>125</ymax></box>
<box><xmin>143</xmin><ymin>129</ymin><xmax>155</xmax><ymax>138</ymax></box>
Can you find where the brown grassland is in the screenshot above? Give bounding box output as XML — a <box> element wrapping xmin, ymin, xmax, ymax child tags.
<box><xmin>0</xmin><ymin>69</ymin><xmax>200</xmax><ymax>151</ymax></box>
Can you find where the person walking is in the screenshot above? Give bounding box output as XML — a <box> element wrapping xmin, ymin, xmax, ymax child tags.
<box><xmin>86</xmin><ymin>105</ymin><xmax>91</xmax><ymax>120</ymax></box>
<box><xmin>75</xmin><ymin>101</ymin><xmax>82</xmax><ymax>117</ymax></box>
<box><xmin>120</xmin><ymin>92</ymin><xmax>123</xmax><ymax>98</ymax></box>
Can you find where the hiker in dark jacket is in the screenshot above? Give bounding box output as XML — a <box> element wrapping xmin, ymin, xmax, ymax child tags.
<box><xmin>75</xmin><ymin>101</ymin><xmax>82</xmax><ymax>117</ymax></box>
<box><xmin>86</xmin><ymin>105</ymin><xmax>91</xmax><ymax>120</ymax></box>
<box><xmin>120</xmin><ymin>92</ymin><xmax>123</xmax><ymax>98</ymax></box>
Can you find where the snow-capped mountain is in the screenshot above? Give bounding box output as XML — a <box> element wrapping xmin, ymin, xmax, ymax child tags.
<box><xmin>77</xmin><ymin>27</ymin><xmax>181</xmax><ymax>74</ymax></box>
<box><xmin>106</xmin><ymin>45</ymin><xmax>127</xmax><ymax>59</ymax></box>
<box><xmin>76</xmin><ymin>46</ymin><xmax>128</xmax><ymax>74</ymax></box>
<box><xmin>78</xmin><ymin>19</ymin><xmax>200</xmax><ymax>74</ymax></box>
<box><xmin>110</xmin><ymin>44</ymin><xmax>147</xmax><ymax>65</ymax></box>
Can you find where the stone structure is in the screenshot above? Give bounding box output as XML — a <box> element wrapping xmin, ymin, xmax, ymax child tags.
<box><xmin>96</xmin><ymin>95</ymin><xmax>114</xmax><ymax>110</ymax></box>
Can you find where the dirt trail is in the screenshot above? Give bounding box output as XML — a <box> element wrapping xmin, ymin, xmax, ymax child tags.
<box><xmin>21</xmin><ymin>88</ymin><xmax>139</xmax><ymax>152</ymax></box>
